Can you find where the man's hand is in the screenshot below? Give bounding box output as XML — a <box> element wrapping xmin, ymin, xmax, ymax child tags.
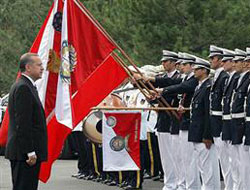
<box><xmin>133</xmin><ymin>73</ymin><xmax>152</xmax><ymax>82</ymax></box>
<box><xmin>177</xmin><ymin>105</ymin><xmax>186</xmax><ymax>114</ymax></box>
<box><xmin>146</xmin><ymin>89</ymin><xmax>161</xmax><ymax>101</ymax></box>
<box><xmin>202</xmin><ymin>139</ymin><xmax>212</xmax><ymax>149</ymax></box>
<box><xmin>133</xmin><ymin>73</ymin><xmax>143</xmax><ymax>81</ymax></box>
<box><xmin>26</xmin><ymin>154</ymin><xmax>37</xmax><ymax>166</ymax></box>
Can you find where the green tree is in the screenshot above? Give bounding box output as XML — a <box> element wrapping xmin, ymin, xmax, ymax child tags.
<box><xmin>2</xmin><ymin>0</ymin><xmax>250</xmax><ymax>94</ymax></box>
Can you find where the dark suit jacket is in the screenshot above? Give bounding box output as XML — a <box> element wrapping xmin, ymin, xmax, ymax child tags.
<box><xmin>245</xmin><ymin>78</ymin><xmax>250</xmax><ymax>145</ymax></box>
<box><xmin>153</xmin><ymin>71</ymin><xmax>180</xmax><ymax>132</ymax></box>
<box><xmin>222</xmin><ymin>72</ymin><xmax>239</xmax><ymax>141</ymax></box>
<box><xmin>245</xmin><ymin>83</ymin><xmax>250</xmax><ymax>145</ymax></box>
<box><xmin>162</xmin><ymin>74</ymin><xmax>198</xmax><ymax>131</ymax></box>
<box><xmin>231</xmin><ymin>72</ymin><xmax>250</xmax><ymax>144</ymax></box>
<box><xmin>5</xmin><ymin>75</ymin><xmax>48</xmax><ymax>161</ymax></box>
<box><xmin>189</xmin><ymin>78</ymin><xmax>213</xmax><ymax>142</ymax></box>
<box><xmin>210</xmin><ymin>70</ymin><xmax>229</xmax><ymax>137</ymax></box>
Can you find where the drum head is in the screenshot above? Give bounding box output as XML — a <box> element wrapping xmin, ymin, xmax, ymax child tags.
<box><xmin>82</xmin><ymin>111</ymin><xmax>102</xmax><ymax>144</ymax></box>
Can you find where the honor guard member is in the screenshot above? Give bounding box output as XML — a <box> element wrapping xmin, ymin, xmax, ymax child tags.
<box><xmin>175</xmin><ymin>52</ymin><xmax>184</xmax><ymax>76</ymax></box>
<box><xmin>176</xmin><ymin>52</ymin><xmax>185</xmax><ymax>75</ymax></box>
<box><xmin>221</xmin><ymin>49</ymin><xmax>238</xmax><ymax>141</ymax></box>
<box><xmin>189</xmin><ymin>57</ymin><xmax>221</xmax><ymax>190</ymax></box>
<box><xmin>208</xmin><ymin>45</ymin><xmax>230</xmax><ymax>189</ymax></box>
<box><xmin>231</xmin><ymin>48</ymin><xmax>249</xmax><ymax>190</ymax></box>
<box><xmin>239</xmin><ymin>48</ymin><xmax>250</xmax><ymax>189</ymax></box>
<box><xmin>155</xmin><ymin>50</ymin><xmax>180</xmax><ymax>190</ymax></box>
<box><xmin>160</xmin><ymin>52</ymin><xmax>183</xmax><ymax>189</ymax></box>
<box><xmin>220</xmin><ymin>48</ymin><xmax>238</xmax><ymax>190</ymax></box>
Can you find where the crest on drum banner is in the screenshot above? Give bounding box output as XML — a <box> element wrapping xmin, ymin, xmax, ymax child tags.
<box><xmin>106</xmin><ymin>116</ymin><xmax>117</xmax><ymax>128</ymax></box>
<box><xmin>110</xmin><ymin>136</ymin><xmax>125</xmax><ymax>151</ymax></box>
<box><xmin>103</xmin><ymin>111</ymin><xmax>141</xmax><ymax>171</ymax></box>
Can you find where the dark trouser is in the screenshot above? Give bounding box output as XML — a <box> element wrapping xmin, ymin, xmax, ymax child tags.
<box><xmin>128</xmin><ymin>141</ymin><xmax>146</xmax><ymax>188</ymax></box>
<box><xmin>73</xmin><ymin>132</ymin><xmax>89</xmax><ymax>173</ymax></box>
<box><xmin>147</xmin><ymin>132</ymin><xmax>163</xmax><ymax>177</ymax></box>
<box><xmin>10</xmin><ymin>160</ymin><xmax>41</xmax><ymax>190</ymax></box>
<box><xmin>96</xmin><ymin>143</ymin><xmax>103</xmax><ymax>176</ymax></box>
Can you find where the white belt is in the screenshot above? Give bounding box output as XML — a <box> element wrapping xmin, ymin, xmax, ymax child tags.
<box><xmin>232</xmin><ymin>113</ymin><xmax>245</xmax><ymax>119</ymax></box>
<box><xmin>223</xmin><ymin>115</ymin><xmax>231</xmax><ymax>120</ymax></box>
<box><xmin>211</xmin><ymin>111</ymin><xmax>223</xmax><ymax>116</ymax></box>
<box><xmin>246</xmin><ymin>117</ymin><xmax>250</xmax><ymax>122</ymax></box>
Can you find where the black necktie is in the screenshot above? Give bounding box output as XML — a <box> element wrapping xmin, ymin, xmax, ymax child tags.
<box><xmin>33</xmin><ymin>85</ymin><xmax>39</xmax><ymax>97</ymax></box>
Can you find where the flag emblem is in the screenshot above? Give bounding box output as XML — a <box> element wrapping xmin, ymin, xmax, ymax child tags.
<box><xmin>110</xmin><ymin>136</ymin><xmax>125</xmax><ymax>151</ymax></box>
<box><xmin>52</xmin><ymin>12</ymin><xmax>62</xmax><ymax>32</ymax></box>
<box><xmin>60</xmin><ymin>40</ymin><xmax>77</xmax><ymax>83</ymax></box>
<box><xmin>106</xmin><ymin>116</ymin><xmax>117</xmax><ymax>127</ymax></box>
<box><xmin>47</xmin><ymin>49</ymin><xmax>61</xmax><ymax>73</ymax></box>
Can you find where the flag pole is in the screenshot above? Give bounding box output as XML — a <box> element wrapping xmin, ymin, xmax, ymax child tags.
<box><xmin>112</xmin><ymin>53</ymin><xmax>181</xmax><ymax>119</ymax></box>
<box><xmin>112</xmin><ymin>53</ymin><xmax>172</xmax><ymax>117</ymax></box>
<box><xmin>111</xmin><ymin>54</ymin><xmax>152</xmax><ymax>101</ymax></box>
<box><xmin>74</xmin><ymin>0</ymin><xmax>180</xmax><ymax>119</ymax></box>
<box><xmin>92</xmin><ymin>106</ymin><xmax>190</xmax><ymax>111</ymax></box>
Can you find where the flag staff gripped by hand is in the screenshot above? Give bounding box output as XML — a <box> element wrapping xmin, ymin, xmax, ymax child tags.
<box><xmin>112</xmin><ymin>53</ymin><xmax>180</xmax><ymax>119</ymax></box>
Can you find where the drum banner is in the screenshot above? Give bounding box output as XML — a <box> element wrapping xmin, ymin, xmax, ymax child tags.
<box><xmin>103</xmin><ymin>111</ymin><xmax>141</xmax><ymax>171</ymax></box>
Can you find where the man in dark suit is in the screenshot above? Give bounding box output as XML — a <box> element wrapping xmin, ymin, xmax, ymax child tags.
<box><xmin>188</xmin><ymin>57</ymin><xmax>220</xmax><ymax>189</ymax></box>
<box><xmin>5</xmin><ymin>53</ymin><xmax>47</xmax><ymax>190</ymax></box>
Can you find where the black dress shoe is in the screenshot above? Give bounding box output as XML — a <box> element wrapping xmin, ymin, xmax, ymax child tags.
<box><xmin>103</xmin><ymin>179</ymin><xmax>112</xmax><ymax>184</ymax></box>
<box><xmin>123</xmin><ymin>184</ymin><xmax>142</xmax><ymax>190</ymax></box>
<box><xmin>92</xmin><ymin>175</ymin><xmax>101</xmax><ymax>182</ymax></box>
<box><xmin>152</xmin><ymin>175</ymin><xmax>160</xmax><ymax>181</ymax></box>
<box><xmin>85</xmin><ymin>174</ymin><xmax>95</xmax><ymax>180</ymax></box>
<box><xmin>71</xmin><ymin>172</ymin><xmax>81</xmax><ymax>178</ymax></box>
<box><xmin>91</xmin><ymin>175</ymin><xmax>97</xmax><ymax>181</ymax></box>
<box><xmin>159</xmin><ymin>174</ymin><xmax>164</xmax><ymax>182</ymax></box>
<box><xmin>77</xmin><ymin>173</ymin><xmax>86</xmax><ymax>179</ymax></box>
<box><xmin>159</xmin><ymin>177</ymin><xmax>164</xmax><ymax>182</ymax></box>
<box><xmin>143</xmin><ymin>173</ymin><xmax>151</xmax><ymax>179</ymax></box>
<box><xmin>106</xmin><ymin>180</ymin><xmax>117</xmax><ymax>186</ymax></box>
<box><xmin>120</xmin><ymin>181</ymin><xmax>129</xmax><ymax>188</ymax></box>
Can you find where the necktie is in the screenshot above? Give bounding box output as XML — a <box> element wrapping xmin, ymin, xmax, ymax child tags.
<box><xmin>33</xmin><ymin>85</ymin><xmax>39</xmax><ymax>97</ymax></box>
<box><xmin>237</xmin><ymin>76</ymin><xmax>242</xmax><ymax>88</ymax></box>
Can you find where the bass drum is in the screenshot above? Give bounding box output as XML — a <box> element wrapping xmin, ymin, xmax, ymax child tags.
<box><xmin>82</xmin><ymin>93</ymin><xmax>125</xmax><ymax>144</ymax></box>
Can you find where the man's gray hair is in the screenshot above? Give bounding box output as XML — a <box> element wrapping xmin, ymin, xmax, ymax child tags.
<box><xmin>19</xmin><ymin>53</ymin><xmax>39</xmax><ymax>72</ymax></box>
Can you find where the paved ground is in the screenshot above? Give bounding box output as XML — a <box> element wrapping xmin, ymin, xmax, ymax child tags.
<box><xmin>0</xmin><ymin>156</ymin><xmax>162</xmax><ymax>190</ymax></box>
<box><xmin>0</xmin><ymin>156</ymin><xmax>225</xmax><ymax>190</ymax></box>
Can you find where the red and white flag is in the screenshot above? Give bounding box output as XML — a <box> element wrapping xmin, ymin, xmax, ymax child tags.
<box><xmin>103</xmin><ymin>111</ymin><xmax>141</xmax><ymax>171</ymax></box>
<box><xmin>0</xmin><ymin>0</ymin><xmax>128</xmax><ymax>183</ymax></box>
<box><xmin>55</xmin><ymin>0</ymin><xmax>73</xmax><ymax>128</ymax></box>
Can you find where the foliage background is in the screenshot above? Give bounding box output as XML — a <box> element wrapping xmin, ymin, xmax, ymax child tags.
<box><xmin>1</xmin><ymin>0</ymin><xmax>250</xmax><ymax>94</ymax></box>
